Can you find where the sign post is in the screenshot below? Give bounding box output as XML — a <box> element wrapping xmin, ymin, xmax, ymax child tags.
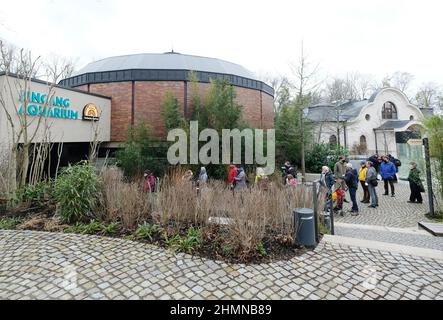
<box><xmin>422</xmin><ymin>138</ymin><xmax>435</xmax><ymax>218</ymax></box>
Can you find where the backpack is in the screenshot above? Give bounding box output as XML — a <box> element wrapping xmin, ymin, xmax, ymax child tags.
<box><xmin>394</xmin><ymin>159</ymin><xmax>401</xmax><ymax>167</ymax></box>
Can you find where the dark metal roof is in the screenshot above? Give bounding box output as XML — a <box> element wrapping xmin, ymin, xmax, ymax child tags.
<box><xmin>0</xmin><ymin>72</ymin><xmax>111</xmax><ymax>100</ymax></box>
<box><xmin>73</xmin><ymin>52</ymin><xmax>257</xmax><ymax>80</ymax></box>
<box><xmin>59</xmin><ymin>52</ymin><xmax>274</xmax><ymax>97</ymax></box>
<box><xmin>375</xmin><ymin>120</ymin><xmax>411</xmax><ymax>130</ymax></box>
<box><xmin>307</xmin><ymin>99</ymin><xmax>369</xmax><ymax>122</ymax></box>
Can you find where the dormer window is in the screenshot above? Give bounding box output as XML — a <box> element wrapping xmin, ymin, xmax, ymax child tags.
<box><xmin>382</xmin><ymin>101</ymin><xmax>397</xmax><ymax>119</ymax></box>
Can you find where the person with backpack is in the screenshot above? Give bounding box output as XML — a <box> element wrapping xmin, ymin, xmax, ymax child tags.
<box><xmin>380</xmin><ymin>155</ymin><xmax>397</xmax><ymax>197</ymax></box>
<box><xmin>365</xmin><ymin>161</ymin><xmax>379</xmax><ymax>208</ymax></box>
<box><xmin>344</xmin><ymin>163</ymin><xmax>359</xmax><ymax>215</ymax></box>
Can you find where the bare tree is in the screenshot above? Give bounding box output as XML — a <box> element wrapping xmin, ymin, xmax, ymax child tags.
<box><xmin>262</xmin><ymin>75</ymin><xmax>292</xmax><ymax>114</ymax></box>
<box><xmin>352</xmin><ymin>72</ymin><xmax>376</xmax><ymax>100</ymax></box>
<box><xmin>0</xmin><ymin>40</ymin><xmax>76</xmax><ymax>193</ymax></box>
<box><xmin>290</xmin><ymin>43</ymin><xmax>322</xmax><ymax>176</ymax></box>
<box><xmin>390</xmin><ymin>71</ymin><xmax>414</xmax><ymax>94</ymax></box>
<box><xmin>415</xmin><ymin>82</ymin><xmax>441</xmax><ymax>109</ymax></box>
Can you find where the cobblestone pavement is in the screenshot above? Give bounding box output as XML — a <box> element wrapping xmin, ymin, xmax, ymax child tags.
<box><xmin>335</xmin><ymin>182</ymin><xmax>431</xmax><ymax>228</ymax></box>
<box><xmin>335</xmin><ymin>224</ymin><xmax>443</xmax><ymax>251</ymax></box>
<box><xmin>1</xmin><ymin>230</ymin><xmax>442</xmax><ymax>300</ymax></box>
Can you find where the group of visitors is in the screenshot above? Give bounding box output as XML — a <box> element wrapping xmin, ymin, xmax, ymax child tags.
<box><xmin>320</xmin><ymin>159</ymin><xmax>360</xmax><ymax>216</ymax></box>
<box><xmin>227</xmin><ymin>164</ymin><xmax>247</xmax><ymax>191</ymax></box>
<box><xmin>320</xmin><ymin>153</ymin><xmax>425</xmax><ymax>216</ymax></box>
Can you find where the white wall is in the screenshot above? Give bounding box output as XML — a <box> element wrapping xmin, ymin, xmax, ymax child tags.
<box><xmin>0</xmin><ymin>75</ymin><xmax>111</xmax><ymax>147</ymax></box>
<box><xmin>312</xmin><ymin>88</ymin><xmax>425</xmax><ymax>157</ymax></box>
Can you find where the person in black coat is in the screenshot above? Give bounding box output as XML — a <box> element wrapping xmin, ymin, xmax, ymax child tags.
<box><xmin>368</xmin><ymin>154</ymin><xmax>380</xmax><ymax>173</ymax></box>
<box><xmin>344</xmin><ymin>163</ymin><xmax>359</xmax><ymax>215</ymax></box>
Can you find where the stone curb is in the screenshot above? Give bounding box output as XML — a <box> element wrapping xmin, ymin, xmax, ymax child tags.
<box><xmin>323</xmin><ymin>234</ymin><xmax>443</xmax><ymax>261</ymax></box>
<box><xmin>335</xmin><ymin>222</ymin><xmax>431</xmax><ymax>236</ymax></box>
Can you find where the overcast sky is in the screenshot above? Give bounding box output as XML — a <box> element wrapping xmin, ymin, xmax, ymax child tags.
<box><xmin>1</xmin><ymin>0</ymin><xmax>442</xmax><ymax>90</ymax></box>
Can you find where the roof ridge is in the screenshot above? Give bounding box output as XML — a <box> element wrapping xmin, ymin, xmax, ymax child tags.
<box><xmin>79</xmin><ymin>52</ymin><xmax>254</xmax><ymax>73</ymax></box>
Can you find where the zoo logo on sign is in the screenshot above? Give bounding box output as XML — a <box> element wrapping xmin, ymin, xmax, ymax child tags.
<box><xmin>82</xmin><ymin>103</ymin><xmax>100</xmax><ymax>121</ymax></box>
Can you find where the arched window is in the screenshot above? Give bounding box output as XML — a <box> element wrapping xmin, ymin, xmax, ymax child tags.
<box><xmin>382</xmin><ymin>101</ymin><xmax>398</xmax><ymax>119</ymax></box>
<box><xmin>360</xmin><ymin>135</ymin><xmax>367</xmax><ymax>145</ymax></box>
<box><xmin>329</xmin><ymin>135</ymin><xmax>337</xmax><ymax>146</ymax></box>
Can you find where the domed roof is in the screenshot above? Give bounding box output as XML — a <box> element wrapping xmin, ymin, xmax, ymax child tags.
<box><xmin>74</xmin><ymin>52</ymin><xmax>258</xmax><ymax>80</ymax></box>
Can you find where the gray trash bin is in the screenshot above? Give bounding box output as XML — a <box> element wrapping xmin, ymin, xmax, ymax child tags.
<box><xmin>293</xmin><ymin>208</ymin><xmax>316</xmax><ymax>247</ymax></box>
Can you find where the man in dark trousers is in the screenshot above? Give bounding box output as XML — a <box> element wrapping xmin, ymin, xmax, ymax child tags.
<box><xmin>380</xmin><ymin>155</ymin><xmax>397</xmax><ymax>197</ymax></box>
<box><xmin>344</xmin><ymin>163</ymin><xmax>359</xmax><ymax>215</ymax></box>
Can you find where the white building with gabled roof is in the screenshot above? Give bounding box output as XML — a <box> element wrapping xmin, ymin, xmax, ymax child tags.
<box><xmin>307</xmin><ymin>87</ymin><xmax>429</xmax><ymax>157</ymax></box>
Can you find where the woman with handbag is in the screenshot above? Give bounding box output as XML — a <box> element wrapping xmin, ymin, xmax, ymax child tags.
<box><xmin>407</xmin><ymin>162</ymin><xmax>424</xmax><ymax>204</ymax></box>
<box><xmin>365</xmin><ymin>161</ymin><xmax>379</xmax><ymax>208</ymax></box>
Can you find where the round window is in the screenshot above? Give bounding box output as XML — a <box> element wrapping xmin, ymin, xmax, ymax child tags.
<box><xmin>410</xmin><ymin>115</ymin><xmax>414</xmax><ymax>121</ymax></box>
<box><xmin>365</xmin><ymin>114</ymin><xmax>371</xmax><ymax>121</ymax></box>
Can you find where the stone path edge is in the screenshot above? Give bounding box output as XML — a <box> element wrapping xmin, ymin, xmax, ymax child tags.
<box><xmin>323</xmin><ymin>234</ymin><xmax>443</xmax><ymax>261</ymax></box>
<box><xmin>335</xmin><ymin>222</ymin><xmax>431</xmax><ymax>235</ymax></box>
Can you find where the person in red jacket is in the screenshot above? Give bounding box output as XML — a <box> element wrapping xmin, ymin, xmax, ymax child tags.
<box><xmin>227</xmin><ymin>164</ymin><xmax>238</xmax><ymax>190</ymax></box>
<box><xmin>143</xmin><ymin>170</ymin><xmax>156</xmax><ymax>193</ymax></box>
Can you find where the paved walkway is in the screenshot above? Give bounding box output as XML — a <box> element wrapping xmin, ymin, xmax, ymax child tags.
<box><xmin>0</xmin><ymin>230</ymin><xmax>442</xmax><ymax>300</ymax></box>
<box><xmin>335</xmin><ymin>182</ymin><xmax>431</xmax><ymax>228</ymax></box>
<box><xmin>335</xmin><ymin>223</ymin><xmax>443</xmax><ymax>251</ymax></box>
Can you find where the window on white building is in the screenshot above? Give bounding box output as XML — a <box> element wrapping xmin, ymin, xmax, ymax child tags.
<box><xmin>329</xmin><ymin>135</ymin><xmax>337</xmax><ymax>147</ymax></box>
<box><xmin>382</xmin><ymin>102</ymin><xmax>398</xmax><ymax>119</ymax></box>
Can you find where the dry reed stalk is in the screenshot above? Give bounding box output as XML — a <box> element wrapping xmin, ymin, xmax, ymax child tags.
<box><xmin>99</xmin><ymin>167</ymin><xmax>152</xmax><ymax>230</ymax></box>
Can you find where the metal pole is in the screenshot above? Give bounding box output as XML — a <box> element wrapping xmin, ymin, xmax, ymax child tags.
<box><xmin>423</xmin><ymin>138</ymin><xmax>435</xmax><ymax>217</ymax></box>
<box><xmin>329</xmin><ymin>196</ymin><xmax>335</xmax><ymax>235</ymax></box>
<box><xmin>312</xmin><ymin>181</ymin><xmax>319</xmax><ymax>243</ymax></box>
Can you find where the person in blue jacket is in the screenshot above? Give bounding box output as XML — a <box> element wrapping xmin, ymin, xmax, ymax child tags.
<box><xmin>380</xmin><ymin>155</ymin><xmax>397</xmax><ymax>197</ymax></box>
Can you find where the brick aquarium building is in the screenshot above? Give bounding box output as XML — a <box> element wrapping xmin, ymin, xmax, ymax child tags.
<box><xmin>59</xmin><ymin>52</ymin><xmax>275</xmax><ymax>148</ymax></box>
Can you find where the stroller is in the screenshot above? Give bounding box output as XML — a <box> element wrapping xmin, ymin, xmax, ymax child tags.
<box><xmin>324</xmin><ymin>184</ymin><xmax>345</xmax><ymax>216</ymax></box>
<box><xmin>331</xmin><ymin>187</ymin><xmax>345</xmax><ymax>216</ymax></box>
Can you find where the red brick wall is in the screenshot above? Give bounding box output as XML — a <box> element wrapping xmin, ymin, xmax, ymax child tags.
<box><xmin>75</xmin><ymin>81</ymin><xmax>274</xmax><ymax>142</ymax></box>
<box><xmin>88</xmin><ymin>82</ymin><xmax>132</xmax><ymax>141</ymax></box>
<box><xmin>134</xmin><ymin>81</ymin><xmax>185</xmax><ymax>137</ymax></box>
<box><xmin>75</xmin><ymin>84</ymin><xmax>89</xmax><ymax>92</ymax></box>
<box><xmin>186</xmin><ymin>84</ymin><xmax>274</xmax><ymax>130</ymax></box>
<box><xmin>261</xmin><ymin>92</ymin><xmax>274</xmax><ymax>129</ymax></box>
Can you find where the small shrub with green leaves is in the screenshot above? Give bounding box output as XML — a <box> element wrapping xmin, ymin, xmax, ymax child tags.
<box><xmin>0</xmin><ymin>217</ymin><xmax>22</xmax><ymax>230</ymax></box>
<box><xmin>162</xmin><ymin>232</ymin><xmax>181</xmax><ymax>250</ymax></box>
<box><xmin>103</xmin><ymin>222</ymin><xmax>120</xmax><ymax>236</ymax></box>
<box><xmin>54</xmin><ymin>162</ymin><xmax>100</xmax><ymax>223</ymax></box>
<box><xmin>134</xmin><ymin>223</ymin><xmax>162</xmax><ymax>241</ymax></box>
<box><xmin>177</xmin><ymin>226</ymin><xmax>203</xmax><ymax>254</ymax></box>
<box><xmin>64</xmin><ymin>220</ymin><xmax>103</xmax><ymax>235</ymax></box>
<box><xmin>257</xmin><ymin>241</ymin><xmax>267</xmax><ymax>257</ymax></box>
<box><xmin>14</xmin><ymin>181</ymin><xmax>53</xmax><ymax>206</ymax></box>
